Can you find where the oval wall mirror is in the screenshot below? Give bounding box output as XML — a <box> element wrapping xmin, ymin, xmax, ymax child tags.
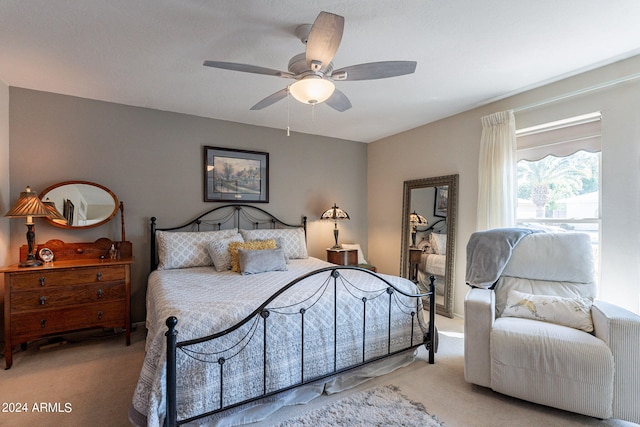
<box><xmin>39</xmin><ymin>181</ymin><xmax>119</xmax><ymax>229</ymax></box>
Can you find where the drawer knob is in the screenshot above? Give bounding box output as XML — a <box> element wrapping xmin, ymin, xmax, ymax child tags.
<box><xmin>96</xmin><ymin>272</ymin><xmax>102</xmax><ymax>281</ymax></box>
<box><xmin>97</xmin><ymin>289</ymin><xmax>103</xmax><ymax>299</ymax></box>
<box><xmin>40</xmin><ymin>319</ymin><xmax>46</xmax><ymax>328</ymax></box>
<box><xmin>97</xmin><ymin>311</ymin><xmax>103</xmax><ymax>320</ymax></box>
<box><xmin>39</xmin><ymin>277</ymin><xmax>46</xmax><ymax>287</ymax></box>
<box><xmin>39</xmin><ymin>296</ymin><xmax>47</xmax><ymax>305</ymax></box>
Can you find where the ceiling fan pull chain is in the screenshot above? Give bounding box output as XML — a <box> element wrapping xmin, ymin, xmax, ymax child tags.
<box><xmin>287</xmin><ymin>87</ymin><xmax>291</xmax><ymax>136</ymax></box>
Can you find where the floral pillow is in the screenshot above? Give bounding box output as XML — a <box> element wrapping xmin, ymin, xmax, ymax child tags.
<box><xmin>502</xmin><ymin>289</ymin><xmax>594</xmax><ymax>332</ymax></box>
<box><xmin>228</xmin><ymin>239</ymin><xmax>278</xmax><ymax>272</ymax></box>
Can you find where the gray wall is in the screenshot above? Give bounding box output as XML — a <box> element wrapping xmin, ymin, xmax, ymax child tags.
<box><xmin>0</xmin><ymin>80</ymin><xmax>8</xmax><ymax>267</ymax></box>
<box><xmin>368</xmin><ymin>54</ymin><xmax>640</xmax><ymax>316</ymax></box>
<box><xmin>7</xmin><ymin>88</ymin><xmax>368</xmax><ymax>322</ymax></box>
<box><xmin>0</xmin><ymin>79</ymin><xmax>8</xmax><ymax>339</ymax></box>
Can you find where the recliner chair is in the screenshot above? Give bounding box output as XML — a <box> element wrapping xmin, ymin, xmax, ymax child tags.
<box><xmin>464</xmin><ymin>230</ymin><xmax>640</xmax><ymax>423</ymax></box>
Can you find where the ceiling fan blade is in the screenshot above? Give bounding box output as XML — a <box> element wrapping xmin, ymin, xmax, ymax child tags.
<box><xmin>331</xmin><ymin>61</ymin><xmax>417</xmax><ymax>81</ymax></box>
<box><xmin>305</xmin><ymin>11</ymin><xmax>344</xmax><ymax>72</ymax></box>
<box><xmin>325</xmin><ymin>88</ymin><xmax>352</xmax><ymax>112</ymax></box>
<box><xmin>204</xmin><ymin>60</ymin><xmax>294</xmax><ymax>78</ymax></box>
<box><xmin>250</xmin><ymin>88</ymin><xmax>289</xmax><ymax>110</ymax></box>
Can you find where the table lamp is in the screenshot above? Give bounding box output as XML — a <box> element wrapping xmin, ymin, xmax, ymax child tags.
<box><xmin>4</xmin><ymin>186</ymin><xmax>53</xmax><ymax>267</ymax></box>
<box><xmin>42</xmin><ymin>197</ymin><xmax>68</xmax><ymax>225</ymax></box>
<box><xmin>321</xmin><ymin>203</ymin><xmax>350</xmax><ymax>249</ymax></box>
<box><xmin>409</xmin><ymin>210</ymin><xmax>428</xmax><ymax>248</ymax></box>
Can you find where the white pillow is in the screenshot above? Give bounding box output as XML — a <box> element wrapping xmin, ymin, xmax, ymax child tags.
<box><xmin>502</xmin><ymin>289</ymin><xmax>594</xmax><ymax>332</ymax></box>
<box><xmin>417</xmin><ymin>238</ymin><xmax>434</xmax><ymax>254</ymax></box>
<box><xmin>341</xmin><ymin>243</ymin><xmax>368</xmax><ymax>264</ymax></box>
<box><xmin>430</xmin><ymin>233</ymin><xmax>447</xmax><ymax>255</ymax></box>
<box><xmin>156</xmin><ymin>229</ymin><xmax>238</xmax><ymax>270</ymax></box>
<box><xmin>206</xmin><ymin>234</ymin><xmax>244</xmax><ymax>271</ymax></box>
<box><xmin>240</xmin><ymin>228</ymin><xmax>308</xmax><ymax>259</ymax></box>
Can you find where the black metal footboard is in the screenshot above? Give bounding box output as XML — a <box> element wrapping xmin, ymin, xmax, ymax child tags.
<box><xmin>164</xmin><ymin>267</ymin><xmax>436</xmax><ymax>427</ymax></box>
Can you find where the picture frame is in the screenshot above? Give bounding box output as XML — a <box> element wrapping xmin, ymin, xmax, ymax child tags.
<box><xmin>39</xmin><ymin>247</ymin><xmax>54</xmax><ymax>263</ymax></box>
<box><xmin>204</xmin><ymin>146</ymin><xmax>269</xmax><ymax>203</ymax></box>
<box><xmin>63</xmin><ymin>199</ymin><xmax>75</xmax><ymax>225</ymax></box>
<box><xmin>434</xmin><ymin>186</ymin><xmax>448</xmax><ymax>217</ymax></box>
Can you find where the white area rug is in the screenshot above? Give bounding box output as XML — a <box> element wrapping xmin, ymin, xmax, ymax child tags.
<box><xmin>274</xmin><ymin>384</ymin><xmax>444</xmax><ymax>426</ymax></box>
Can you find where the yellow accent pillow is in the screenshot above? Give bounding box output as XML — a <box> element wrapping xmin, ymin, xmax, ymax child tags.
<box><xmin>228</xmin><ymin>239</ymin><xmax>277</xmax><ymax>272</ymax></box>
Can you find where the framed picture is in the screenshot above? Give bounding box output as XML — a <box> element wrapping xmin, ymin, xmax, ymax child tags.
<box><xmin>204</xmin><ymin>146</ymin><xmax>269</xmax><ymax>203</ymax></box>
<box><xmin>434</xmin><ymin>186</ymin><xmax>448</xmax><ymax>217</ymax></box>
<box><xmin>64</xmin><ymin>199</ymin><xmax>75</xmax><ymax>225</ymax></box>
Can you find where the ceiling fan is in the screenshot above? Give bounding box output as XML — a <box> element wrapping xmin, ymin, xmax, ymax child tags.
<box><xmin>203</xmin><ymin>11</ymin><xmax>417</xmax><ymax>112</ymax></box>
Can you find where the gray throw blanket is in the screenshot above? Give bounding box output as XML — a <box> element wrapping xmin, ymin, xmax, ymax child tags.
<box><xmin>465</xmin><ymin>228</ymin><xmax>542</xmax><ymax>289</ymax></box>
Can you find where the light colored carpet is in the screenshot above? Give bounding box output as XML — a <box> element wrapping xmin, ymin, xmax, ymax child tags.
<box><xmin>273</xmin><ymin>384</ymin><xmax>443</xmax><ymax>427</ymax></box>
<box><xmin>1</xmin><ymin>315</ymin><xmax>637</xmax><ymax>427</ymax></box>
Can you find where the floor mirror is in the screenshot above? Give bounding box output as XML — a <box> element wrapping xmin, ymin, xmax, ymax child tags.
<box><xmin>400</xmin><ymin>174</ymin><xmax>458</xmax><ymax>318</ymax></box>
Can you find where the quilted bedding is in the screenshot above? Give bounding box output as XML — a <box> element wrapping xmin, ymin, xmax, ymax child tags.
<box><xmin>420</xmin><ymin>253</ymin><xmax>446</xmax><ymax>277</ymax></box>
<box><xmin>130</xmin><ymin>257</ymin><xmax>426</xmax><ymax>427</ymax></box>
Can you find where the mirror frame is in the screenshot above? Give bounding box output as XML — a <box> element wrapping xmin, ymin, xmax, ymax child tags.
<box><xmin>400</xmin><ymin>174</ymin><xmax>458</xmax><ymax>318</ymax></box>
<box><xmin>39</xmin><ymin>180</ymin><xmax>119</xmax><ymax>229</ymax></box>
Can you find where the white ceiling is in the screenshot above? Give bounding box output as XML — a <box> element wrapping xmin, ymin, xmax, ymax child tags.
<box><xmin>1</xmin><ymin>1</ymin><xmax>639</xmax><ymax>143</ymax></box>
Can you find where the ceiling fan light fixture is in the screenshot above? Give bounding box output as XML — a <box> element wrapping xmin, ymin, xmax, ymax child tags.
<box><xmin>289</xmin><ymin>77</ymin><xmax>335</xmax><ymax>105</ymax></box>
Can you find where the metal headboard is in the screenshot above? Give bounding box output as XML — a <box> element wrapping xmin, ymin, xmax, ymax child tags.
<box><xmin>150</xmin><ymin>204</ymin><xmax>307</xmax><ymax>271</ymax></box>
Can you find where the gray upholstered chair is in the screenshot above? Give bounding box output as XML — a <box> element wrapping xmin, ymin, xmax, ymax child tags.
<box><xmin>464</xmin><ymin>230</ymin><xmax>640</xmax><ymax>423</ymax></box>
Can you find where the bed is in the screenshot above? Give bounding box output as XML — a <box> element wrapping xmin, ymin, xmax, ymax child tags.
<box><xmin>129</xmin><ymin>205</ymin><xmax>436</xmax><ymax>427</ymax></box>
<box><xmin>415</xmin><ymin>229</ymin><xmax>447</xmax><ymax>302</ymax></box>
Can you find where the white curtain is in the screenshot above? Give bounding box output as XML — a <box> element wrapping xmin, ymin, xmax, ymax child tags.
<box><xmin>476</xmin><ymin>110</ymin><xmax>516</xmax><ymax>230</ymax></box>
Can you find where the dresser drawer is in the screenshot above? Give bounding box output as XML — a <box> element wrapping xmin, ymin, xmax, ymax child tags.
<box><xmin>10</xmin><ymin>282</ymin><xmax>126</xmax><ymax>311</ymax></box>
<box><xmin>8</xmin><ymin>265</ymin><xmax>126</xmax><ymax>290</ymax></box>
<box><xmin>10</xmin><ymin>301</ymin><xmax>126</xmax><ymax>340</ymax></box>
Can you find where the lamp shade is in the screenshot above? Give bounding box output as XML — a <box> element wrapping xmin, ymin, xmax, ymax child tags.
<box><xmin>42</xmin><ymin>198</ymin><xmax>68</xmax><ymax>225</ymax></box>
<box><xmin>4</xmin><ymin>186</ymin><xmax>50</xmax><ymax>221</ymax></box>
<box><xmin>289</xmin><ymin>76</ymin><xmax>335</xmax><ymax>105</ymax></box>
<box><xmin>409</xmin><ymin>210</ymin><xmax>428</xmax><ymax>226</ymax></box>
<box><xmin>321</xmin><ymin>203</ymin><xmax>350</xmax><ymax>221</ymax></box>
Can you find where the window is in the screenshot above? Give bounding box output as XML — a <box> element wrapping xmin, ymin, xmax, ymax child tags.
<box><xmin>515</xmin><ymin>112</ymin><xmax>601</xmax><ymax>270</ymax></box>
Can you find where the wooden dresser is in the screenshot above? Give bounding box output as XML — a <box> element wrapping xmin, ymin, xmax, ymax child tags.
<box><xmin>2</xmin><ymin>238</ymin><xmax>133</xmax><ymax>369</ymax></box>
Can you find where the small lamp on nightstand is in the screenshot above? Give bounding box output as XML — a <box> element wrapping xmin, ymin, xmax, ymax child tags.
<box><xmin>321</xmin><ymin>203</ymin><xmax>350</xmax><ymax>249</ymax></box>
<box><xmin>4</xmin><ymin>186</ymin><xmax>53</xmax><ymax>267</ymax></box>
<box><xmin>409</xmin><ymin>210</ymin><xmax>428</xmax><ymax>248</ymax></box>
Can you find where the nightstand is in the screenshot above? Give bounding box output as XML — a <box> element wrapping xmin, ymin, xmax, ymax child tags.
<box><xmin>2</xmin><ymin>238</ymin><xmax>133</xmax><ymax>369</ymax></box>
<box><xmin>326</xmin><ymin>248</ymin><xmax>358</xmax><ymax>266</ymax></box>
<box><xmin>409</xmin><ymin>248</ymin><xmax>422</xmax><ymax>282</ymax></box>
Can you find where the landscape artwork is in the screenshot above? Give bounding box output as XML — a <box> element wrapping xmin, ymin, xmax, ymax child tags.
<box><xmin>204</xmin><ymin>146</ymin><xmax>269</xmax><ymax>202</ymax></box>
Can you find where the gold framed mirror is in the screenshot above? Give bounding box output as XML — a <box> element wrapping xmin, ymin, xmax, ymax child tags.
<box><xmin>400</xmin><ymin>174</ymin><xmax>458</xmax><ymax>318</ymax></box>
<box><xmin>39</xmin><ymin>181</ymin><xmax>119</xmax><ymax>229</ymax></box>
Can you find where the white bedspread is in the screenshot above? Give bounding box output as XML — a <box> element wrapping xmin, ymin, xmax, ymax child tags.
<box><xmin>420</xmin><ymin>253</ymin><xmax>446</xmax><ymax>277</ymax></box>
<box><xmin>130</xmin><ymin>257</ymin><xmax>426</xmax><ymax>427</ymax></box>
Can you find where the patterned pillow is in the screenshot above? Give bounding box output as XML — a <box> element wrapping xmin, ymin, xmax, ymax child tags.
<box><xmin>240</xmin><ymin>228</ymin><xmax>308</xmax><ymax>259</ymax></box>
<box><xmin>430</xmin><ymin>233</ymin><xmax>447</xmax><ymax>256</ymax></box>
<box><xmin>228</xmin><ymin>239</ymin><xmax>278</xmax><ymax>272</ymax></box>
<box><xmin>156</xmin><ymin>229</ymin><xmax>238</xmax><ymax>270</ymax></box>
<box><xmin>502</xmin><ymin>289</ymin><xmax>594</xmax><ymax>332</ymax></box>
<box><xmin>206</xmin><ymin>234</ymin><xmax>244</xmax><ymax>272</ymax></box>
